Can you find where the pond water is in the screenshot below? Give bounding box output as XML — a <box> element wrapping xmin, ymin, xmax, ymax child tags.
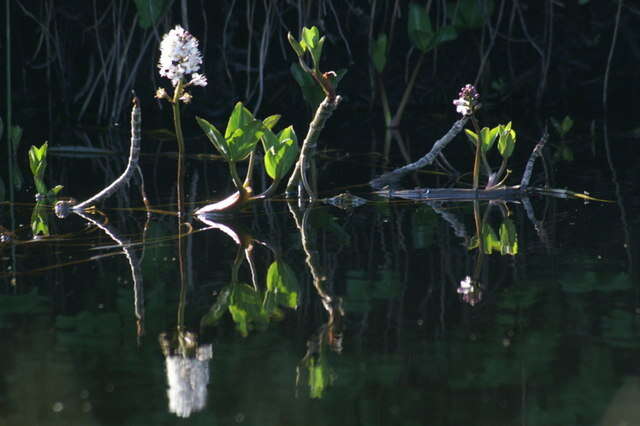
<box><xmin>1</xmin><ymin>120</ymin><xmax>639</xmax><ymax>426</ymax></box>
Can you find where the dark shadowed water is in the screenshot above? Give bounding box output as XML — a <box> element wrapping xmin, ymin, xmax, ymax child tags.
<box><xmin>1</xmin><ymin>118</ymin><xmax>639</xmax><ymax>426</ymax></box>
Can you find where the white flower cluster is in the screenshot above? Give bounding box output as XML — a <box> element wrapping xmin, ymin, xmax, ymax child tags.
<box><xmin>452</xmin><ymin>84</ymin><xmax>479</xmax><ymax>116</ymax></box>
<box><xmin>158</xmin><ymin>25</ymin><xmax>207</xmax><ymax>87</ymax></box>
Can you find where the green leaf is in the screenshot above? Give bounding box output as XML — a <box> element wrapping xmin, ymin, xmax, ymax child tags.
<box><xmin>497</xmin><ymin>122</ymin><xmax>516</xmax><ymax>159</ymax></box>
<box><xmin>408</xmin><ymin>3</ymin><xmax>434</xmax><ymax>53</ymax></box>
<box><xmin>290</xmin><ymin>62</ymin><xmax>325</xmax><ymax>110</ymax></box>
<box><xmin>453</xmin><ymin>0</ymin><xmax>495</xmax><ymax>30</ymax></box>
<box><xmin>372</xmin><ymin>33</ymin><xmax>388</xmax><ymax>73</ymax></box>
<box><xmin>499</xmin><ymin>218</ymin><xmax>518</xmax><ymax>255</ymax></box>
<box><xmin>10</xmin><ymin>125</ymin><xmax>23</xmax><ymax>150</ymax></box>
<box><xmin>300</xmin><ymin>26</ymin><xmax>325</xmax><ymax>70</ymax></box>
<box><xmin>266</xmin><ymin>260</ymin><xmax>299</xmax><ymax>308</ymax></box>
<box><xmin>479</xmin><ymin>126</ymin><xmax>499</xmax><ymax>153</ymax></box>
<box><xmin>264</xmin><ymin>126</ymin><xmax>300</xmax><ymax>181</ymax></box>
<box><xmin>222</xmin><ymin>103</ymin><xmax>265</xmax><ymax>161</ymax></box>
<box><xmin>196</xmin><ymin>116</ymin><xmax>230</xmax><ymax>161</ymax></box>
<box><xmin>0</xmin><ymin>177</ymin><xmax>5</xmax><ymax>202</ymax></box>
<box><xmin>465</xmin><ymin>129</ymin><xmax>479</xmax><ymax>145</ymax></box>
<box><xmin>287</xmin><ymin>32</ymin><xmax>305</xmax><ymax>57</ymax></box>
<box><xmin>133</xmin><ymin>0</ymin><xmax>170</xmax><ymax>29</ymax></box>
<box><xmin>434</xmin><ymin>25</ymin><xmax>458</xmax><ymax>44</ymax></box>
<box><xmin>49</xmin><ymin>185</ymin><xmax>64</xmax><ymax>196</ymax></box>
<box><xmin>0</xmin><ymin>116</ymin><xmax>4</xmax><ymax>140</ymax></box>
<box><xmin>262</xmin><ymin>114</ymin><xmax>281</xmax><ymax>131</ymax></box>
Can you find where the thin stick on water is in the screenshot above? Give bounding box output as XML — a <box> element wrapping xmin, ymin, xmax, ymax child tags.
<box><xmin>369</xmin><ymin>116</ymin><xmax>469</xmax><ymax>189</ymax></box>
<box><xmin>55</xmin><ymin>95</ymin><xmax>142</xmax><ymax>218</ymax></box>
<box><xmin>286</xmin><ymin>95</ymin><xmax>342</xmax><ymax>200</ymax></box>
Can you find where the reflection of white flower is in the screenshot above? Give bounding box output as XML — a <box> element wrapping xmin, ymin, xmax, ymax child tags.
<box><xmin>457</xmin><ymin>276</ymin><xmax>473</xmax><ymax>295</ymax></box>
<box><xmin>457</xmin><ymin>276</ymin><xmax>482</xmax><ymax>306</ymax></box>
<box><xmin>158</xmin><ymin>25</ymin><xmax>206</xmax><ymax>87</ymax></box>
<box><xmin>165</xmin><ymin>344</ymin><xmax>213</xmax><ymax>418</ymax></box>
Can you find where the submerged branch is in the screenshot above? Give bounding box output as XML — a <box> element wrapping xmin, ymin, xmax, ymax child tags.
<box><xmin>369</xmin><ymin>117</ymin><xmax>469</xmax><ymax>189</ymax></box>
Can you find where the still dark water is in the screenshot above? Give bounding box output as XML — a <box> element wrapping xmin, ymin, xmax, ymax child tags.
<box><xmin>1</xmin><ymin>120</ymin><xmax>639</xmax><ymax>426</ymax></box>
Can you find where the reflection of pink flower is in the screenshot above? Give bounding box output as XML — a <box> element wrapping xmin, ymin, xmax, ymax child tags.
<box><xmin>452</xmin><ymin>84</ymin><xmax>479</xmax><ymax>116</ymax></box>
<box><xmin>457</xmin><ymin>276</ymin><xmax>482</xmax><ymax>306</ymax></box>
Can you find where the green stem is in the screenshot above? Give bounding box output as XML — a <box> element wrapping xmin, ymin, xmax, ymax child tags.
<box><xmin>229</xmin><ymin>161</ymin><xmax>244</xmax><ymax>192</ymax></box>
<box><xmin>243</xmin><ymin>151</ymin><xmax>255</xmax><ymax>188</ymax></box>
<box><xmin>471</xmin><ymin>116</ymin><xmax>482</xmax><ymax>190</ymax></box>
<box><xmin>172</xmin><ymin>80</ymin><xmax>186</xmax><ymax>216</ymax></box>
<box><xmin>389</xmin><ymin>52</ymin><xmax>425</xmax><ymax>128</ymax></box>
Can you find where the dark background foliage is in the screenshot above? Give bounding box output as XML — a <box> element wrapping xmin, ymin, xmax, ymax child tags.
<box><xmin>6</xmin><ymin>0</ymin><xmax>638</xmax><ymax>140</ymax></box>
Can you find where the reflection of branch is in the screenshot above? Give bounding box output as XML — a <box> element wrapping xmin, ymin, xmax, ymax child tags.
<box><xmin>370</xmin><ymin>117</ymin><xmax>469</xmax><ymax>189</ymax></box>
<box><xmin>427</xmin><ymin>201</ymin><xmax>469</xmax><ymax>243</ymax></box>
<box><xmin>288</xmin><ymin>202</ymin><xmax>344</xmax><ymax>351</ymax></box>
<box><xmin>521</xmin><ymin>197</ymin><xmax>551</xmax><ymax>250</ymax></box>
<box><xmin>73</xmin><ymin>210</ymin><xmax>145</xmax><ymax>335</ymax></box>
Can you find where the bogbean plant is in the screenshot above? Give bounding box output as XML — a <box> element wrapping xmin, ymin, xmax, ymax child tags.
<box><xmin>192</xmin><ymin>25</ymin><xmax>338</xmax><ymax>210</ymax></box>
<box><xmin>452</xmin><ymin>84</ymin><xmax>517</xmax><ymax>190</ymax></box>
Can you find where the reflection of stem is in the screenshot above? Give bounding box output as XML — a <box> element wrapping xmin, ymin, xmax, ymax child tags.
<box><xmin>244</xmin><ymin>245</ymin><xmax>259</xmax><ymax>291</ymax></box>
<box><xmin>73</xmin><ymin>210</ymin><xmax>145</xmax><ymax>336</ymax></box>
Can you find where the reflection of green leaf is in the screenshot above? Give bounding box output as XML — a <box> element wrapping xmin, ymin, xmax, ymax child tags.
<box><xmin>229</xmin><ymin>283</ymin><xmax>268</xmax><ymax>337</ymax></box>
<box><xmin>499</xmin><ymin>218</ymin><xmax>518</xmax><ymax>255</ymax></box>
<box><xmin>481</xmin><ymin>223</ymin><xmax>500</xmax><ymax>254</ymax></box>
<box><xmin>309</xmin><ymin>357</ymin><xmax>330</xmax><ymax>399</ymax></box>
<box><xmin>201</xmin><ymin>286</ymin><xmax>232</xmax><ymax>327</ymax></box>
<box><xmin>266</xmin><ymin>261</ymin><xmax>299</xmax><ymax>309</ymax></box>
<box><xmin>31</xmin><ymin>200</ymin><xmax>50</xmax><ymax>237</ymax></box>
